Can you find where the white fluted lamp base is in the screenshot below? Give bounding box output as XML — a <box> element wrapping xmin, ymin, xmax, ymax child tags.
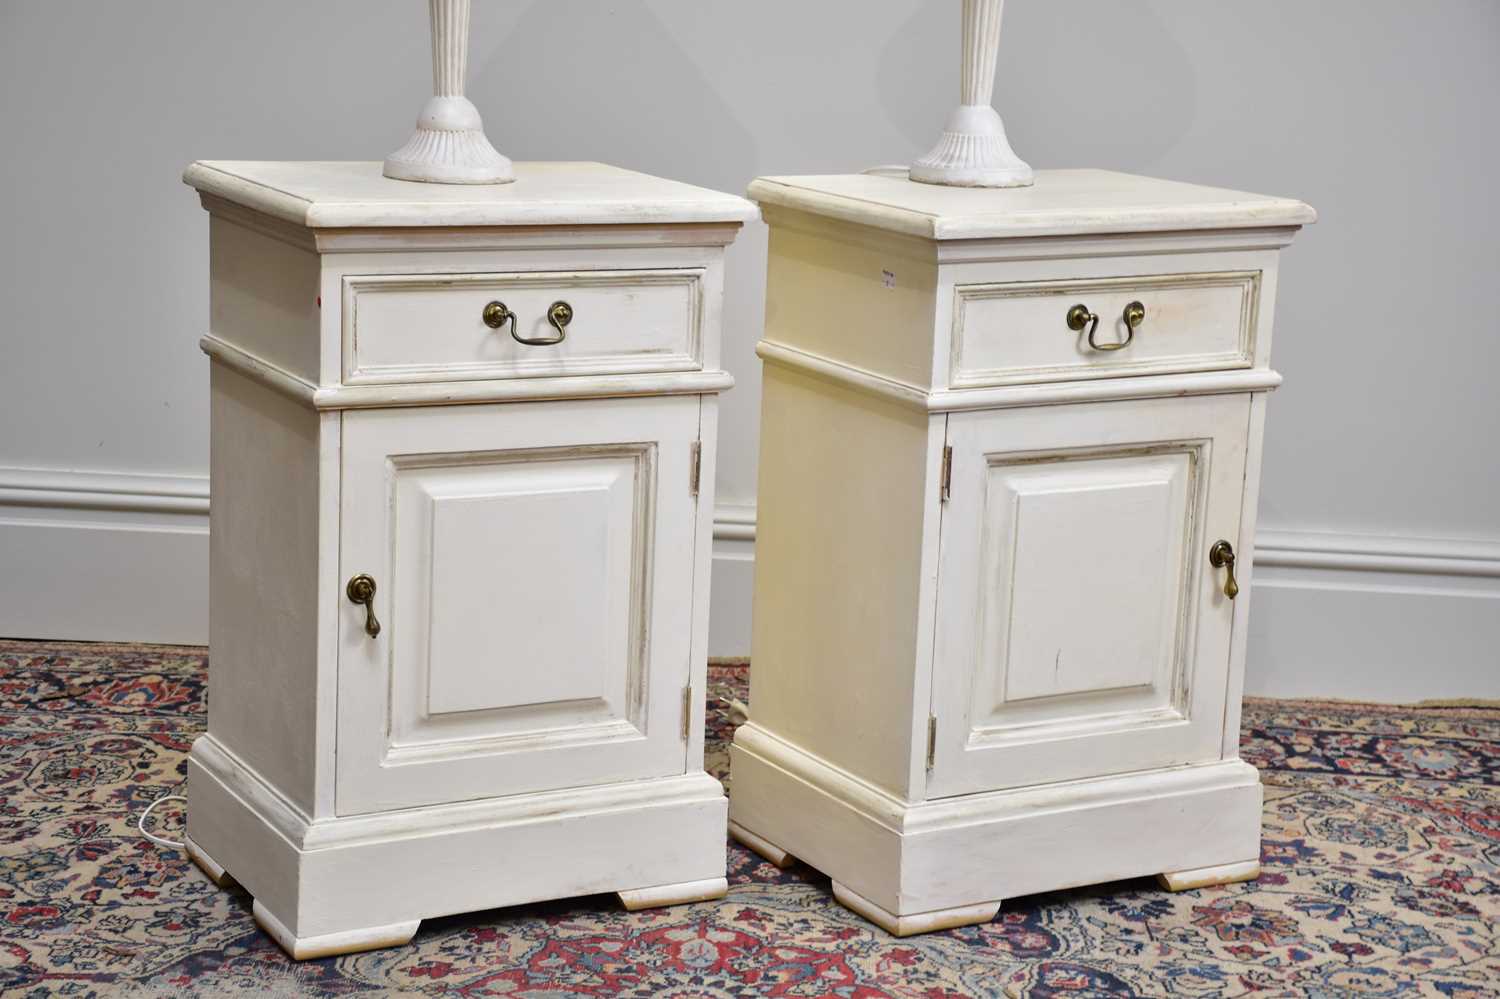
<box><xmin>910</xmin><ymin>105</ymin><xmax>1033</xmax><ymax>189</ymax></box>
<box><xmin>383</xmin><ymin>96</ymin><xmax>514</xmax><ymax>185</ymax></box>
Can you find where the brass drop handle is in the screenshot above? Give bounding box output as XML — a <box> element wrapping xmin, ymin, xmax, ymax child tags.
<box><xmin>346</xmin><ymin>573</ymin><xmax>381</xmax><ymax>637</ymax></box>
<box><xmin>1069</xmin><ymin>301</ymin><xmax>1145</xmax><ymax>352</ymax></box>
<box><xmin>507</xmin><ymin>300</ymin><xmax>573</xmax><ymax>347</ymax></box>
<box><xmin>1208</xmin><ymin>540</ymin><xmax>1239</xmax><ymax>600</ymax></box>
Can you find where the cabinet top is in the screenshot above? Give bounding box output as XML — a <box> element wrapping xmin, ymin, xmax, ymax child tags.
<box><xmin>749</xmin><ymin>169</ymin><xmax>1315</xmax><ymax>241</ymax></box>
<box><xmin>184</xmin><ymin>161</ymin><xmax>759</xmax><ymax>230</ymax></box>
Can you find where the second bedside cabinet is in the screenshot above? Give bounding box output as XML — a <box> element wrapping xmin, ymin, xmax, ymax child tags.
<box><xmin>729</xmin><ymin>168</ymin><xmax>1313</xmax><ymax>935</ymax></box>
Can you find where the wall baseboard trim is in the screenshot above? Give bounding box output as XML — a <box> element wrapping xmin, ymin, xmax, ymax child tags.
<box><xmin>0</xmin><ymin>466</ymin><xmax>210</xmax><ymax>644</ymax></box>
<box><xmin>711</xmin><ymin>503</ymin><xmax>757</xmax><ymax>543</ymax></box>
<box><xmin>1255</xmin><ymin>528</ymin><xmax>1500</xmax><ymax>580</ymax></box>
<box><xmin>1247</xmin><ymin>528</ymin><xmax>1499</xmax><ymax>701</ymax></box>
<box><xmin>0</xmin><ymin>466</ymin><xmax>208</xmax><ymax>516</ymax></box>
<box><xmin>3</xmin><ymin>470</ymin><xmax>1495</xmax><ymax>700</ymax></box>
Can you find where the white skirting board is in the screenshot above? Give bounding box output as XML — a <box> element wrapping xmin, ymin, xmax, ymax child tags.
<box><xmin>1248</xmin><ymin>530</ymin><xmax>1500</xmax><ymax>701</ymax></box>
<box><xmin>2</xmin><ymin>469</ymin><xmax>1496</xmax><ymax>701</ymax></box>
<box><xmin>706</xmin><ymin>504</ymin><xmax>756</xmax><ymax>658</ymax></box>
<box><xmin>0</xmin><ymin>467</ymin><xmax>209</xmax><ymax>645</ymax></box>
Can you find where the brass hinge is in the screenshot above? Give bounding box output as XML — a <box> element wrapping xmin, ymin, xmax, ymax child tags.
<box><xmin>681</xmin><ymin>684</ymin><xmax>693</xmax><ymax>740</ymax></box>
<box><xmin>940</xmin><ymin>445</ymin><xmax>953</xmax><ymax>502</ymax></box>
<box><xmin>689</xmin><ymin>441</ymin><xmax>702</xmax><ymax>497</ymax></box>
<box><xmin>925</xmin><ymin>716</ymin><xmax>937</xmax><ymax>770</ymax></box>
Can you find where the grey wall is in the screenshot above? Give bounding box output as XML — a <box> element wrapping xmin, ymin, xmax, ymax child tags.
<box><xmin>3</xmin><ymin>2</ymin><xmax>1497</xmax><ymax>695</ymax></box>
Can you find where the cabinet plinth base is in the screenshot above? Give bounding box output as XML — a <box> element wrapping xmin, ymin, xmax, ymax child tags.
<box><xmin>190</xmin><ymin>833</ymin><xmax>414</xmax><ymax>961</ymax></box>
<box><xmin>728</xmin><ymin>819</ymin><xmax>795</xmax><ymax>868</ymax></box>
<box><xmin>187</xmin><ymin>734</ymin><xmax>728</xmax><ymax>958</ymax></box>
<box><xmin>833</xmin><ymin>882</ymin><xmax>1000</xmax><ymax>936</ymax></box>
<box><xmin>617</xmin><ymin>877</ymin><xmax>728</xmax><ymax>911</ymax></box>
<box><xmin>729</xmin><ymin>724</ymin><xmax>1263</xmax><ymax>936</ymax></box>
<box><xmin>183</xmin><ymin>834</ymin><xmax>236</xmax><ymax>889</ymax></box>
<box><xmin>253</xmin><ymin>900</ymin><xmax>420</xmax><ymax>961</ymax></box>
<box><xmin>1157</xmin><ymin>859</ymin><xmax>1261</xmax><ymax>892</ymax></box>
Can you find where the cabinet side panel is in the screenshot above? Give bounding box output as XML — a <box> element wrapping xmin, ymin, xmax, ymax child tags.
<box><xmin>209</xmin><ymin>215</ymin><xmax>321</xmax><ymax>382</ymax></box>
<box><xmin>208</xmin><ymin>364</ymin><xmax>322</xmax><ymax>812</ymax></box>
<box><xmin>749</xmin><ymin>364</ymin><xmax>931</xmax><ymax>796</ymax></box>
<box><xmin>761</xmin><ymin>209</ymin><xmax>937</xmax><ymax>389</ymax></box>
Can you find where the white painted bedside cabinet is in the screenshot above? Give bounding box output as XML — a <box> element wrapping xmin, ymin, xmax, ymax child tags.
<box><xmin>728</xmin><ymin>169</ymin><xmax>1314</xmax><ymax>935</ymax></box>
<box><xmin>181</xmin><ymin>161</ymin><xmax>755</xmax><ymax>958</ymax></box>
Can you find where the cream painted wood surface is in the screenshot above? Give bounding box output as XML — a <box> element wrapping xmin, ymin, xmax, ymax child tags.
<box><xmin>345</xmin><ymin>269</ymin><xmax>705</xmax><ymax>384</ymax></box>
<box><xmin>337</xmin><ymin>396</ymin><xmax>699</xmax><ymax>814</ymax></box>
<box><xmin>732</xmin><ymin>169</ymin><xmax>1310</xmax><ymax>935</ymax></box>
<box><xmin>206</xmin><ymin>363</ymin><xmax>325</xmax><ymax>815</ymax></box>
<box><xmin>750</xmin><ymin>169</ymin><xmax>1313</xmax><ymax>241</ymax></box>
<box><xmin>731</xmin><ymin>723</ymin><xmax>1262</xmax><ymax>924</ymax></box>
<box><xmin>757</xmin><ymin>205</ymin><xmax>1290</xmax><ymax>402</ymax></box>
<box><xmin>184</xmin><ymin>161</ymin><xmax>759</xmax><ymax>230</ymax></box>
<box><xmin>929</xmin><ymin>394</ymin><xmax>1249</xmax><ymax>797</ymax></box>
<box><xmin>208</xmin><ymin>215</ymin><xmax>322</xmax><ymax>383</ymax></box>
<box><xmin>182</xmin><ymin>161</ymin><xmax>751</xmax><ymax>958</ymax></box>
<box><xmin>188</xmin><ymin>736</ymin><xmax>727</xmax><ymax>951</ymax></box>
<box><xmin>749</xmin><ymin>363</ymin><xmax>939</xmax><ymax>797</ymax></box>
<box><xmin>758</xmin><ymin>213</ymin><xmax>938</xmax><ymax>390</ymax></box>
<box><xmin>950</xmin><ymin>271</ymin><xmax>1259</xmax><ymax>387</ymax></box>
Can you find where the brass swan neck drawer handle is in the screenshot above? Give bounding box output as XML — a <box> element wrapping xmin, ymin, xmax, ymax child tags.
<box><xmin>346</xmin><ymin>574</ymin><xmax>381</xmax><ymax>637</ymax></box>
<box><xmin>484</xmin><ymin>300</ymin><xmax>573</xmax><ymax>346</ymax></box>
<box><xmin>1068</xmin><ymin>301</ymin><xmax>1145</xmax><ymax>352</ymax></box>
<box><xmin>1209</xmin><ymin>540</ymin><xmax>1239</xmax><ymax>600</ymax></box>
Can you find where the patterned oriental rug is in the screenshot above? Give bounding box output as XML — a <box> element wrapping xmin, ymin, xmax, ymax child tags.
<box><xmin>0</xmin><ymin>641</ymin><xmax>1496</xmax><ymax>997</ymax></box>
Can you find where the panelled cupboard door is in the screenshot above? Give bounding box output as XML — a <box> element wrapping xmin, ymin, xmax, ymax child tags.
<box><xmin>927</xmin><ymin>394</ymin><xmax>1251</xmax><ymax>799</ymax></box>
<box><xmin>336</xmin><ymin>396</ymin><xmax>701</xmax><ymax>815</ymax></box>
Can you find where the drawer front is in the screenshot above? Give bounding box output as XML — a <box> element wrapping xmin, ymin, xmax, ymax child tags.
<box><xmin>335</xmin><ymin>396</ymin><xmax>701</xmax><ymax>815</ymax></box>
<box><xmin>344</xmin><ymin>269</ymin><xmax>704</xmax><ymax>384</ymax></box>
<box><xmin>950</xmin><ymin>271</ymin><xmax>1260</xmax><ymax>387</ymax></box>
<box><xmin>927</xmin><ymin>394</ymin><xmax>1251</xmax><ymax>798</ymax></box>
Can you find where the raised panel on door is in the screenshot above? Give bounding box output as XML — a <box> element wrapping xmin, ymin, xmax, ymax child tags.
<box><xmin>927</xmin><ymin>394</ymin><xmax>1251</xmax><ymax>798</ymax></box>
<box><xmin>337</xmin><ymin>396</ymin><xmax>700</xmax><ymax>815</ymax></box>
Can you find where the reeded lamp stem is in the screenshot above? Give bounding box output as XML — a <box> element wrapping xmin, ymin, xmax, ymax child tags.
<box><xmin>383</xmin><ymin>0</ymin><xmax>514</xmax><ymax>185</ymax></box>
<box><xmin>911</xmin><ymin>0</ymin><xmax>1033</xmax><ymax>188</ymax></box>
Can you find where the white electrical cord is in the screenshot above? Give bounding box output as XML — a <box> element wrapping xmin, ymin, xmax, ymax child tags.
<box><xmin>138</xmin><ymin>794</ymin><xmax>187</xmax><ymax>849</ymax></box>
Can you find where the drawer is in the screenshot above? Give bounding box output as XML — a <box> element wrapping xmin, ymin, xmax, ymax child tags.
<box><xmin>343</xmin><ymin>269</ymin><xmax>704</xmax><ymax>384</ymax></box>
<box><xmin>949</xmin><ymin>270</ymin><xmax>1260</xmax><ymax>388</ymax></box>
